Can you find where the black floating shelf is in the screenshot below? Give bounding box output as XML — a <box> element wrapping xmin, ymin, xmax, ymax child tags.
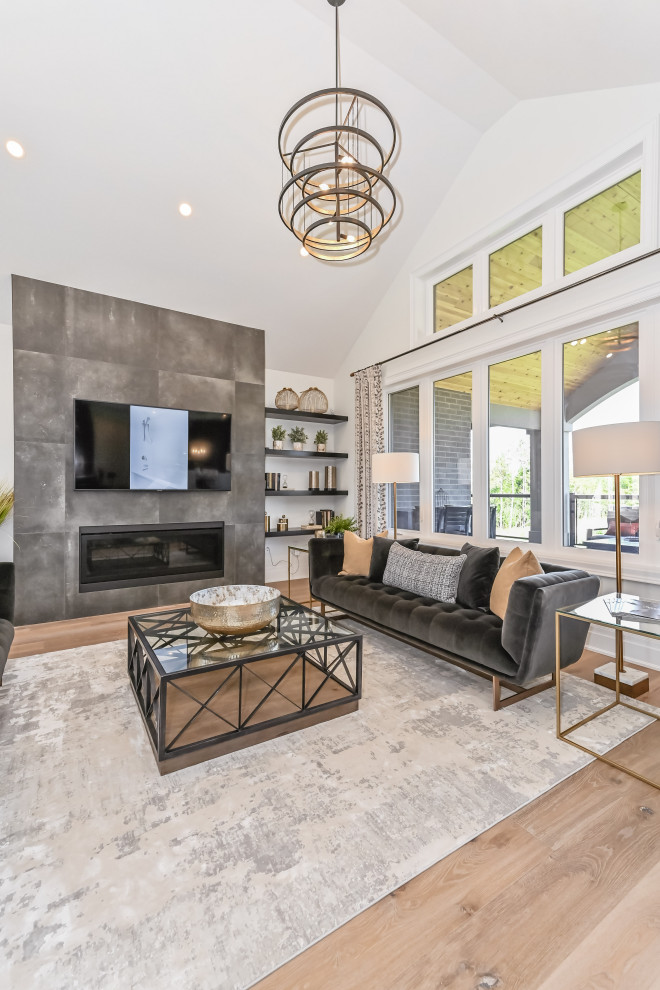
<box><xmin>264</xmin><ymin>447</ymin><xmax>348</xmax><ymax>459</ymax></box>
<box><xmin>265</xmin><ymin>406</ymin><xmax>348</xmax><ymax>425</ymax></box>
<box><xmin>265</xmin><ymin>529</ymin><xmax>320</xmax><ymax>539</ymax></box>
<box><xmin>265</xmin><ymin>490</ymin><xmax>348</xmax><ymax>497</ymax></box>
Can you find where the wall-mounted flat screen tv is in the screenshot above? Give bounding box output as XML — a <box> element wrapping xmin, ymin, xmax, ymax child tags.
<box><xmin>74</xmin><ymin>399</ymin><xmax>231</xmax><ymax>491</ymax></box>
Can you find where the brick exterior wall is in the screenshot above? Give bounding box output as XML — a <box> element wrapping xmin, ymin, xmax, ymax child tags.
<box><xmin>433</xmin><ymin>385</ymin><xmax>472</xmax><ymax>529</ymax></box>
<box><xmin>389</xmin><ymin>384</ymin><xmax>473</xmax><ymax>533</ymax></box>
<box><xmin>389</xmin><ymin>387</ymin><xmax>420</xmax><ymax>529</ymax></box>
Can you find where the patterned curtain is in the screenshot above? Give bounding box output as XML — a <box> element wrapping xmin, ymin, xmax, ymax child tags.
<box><xmin>354</xmin><ymin>364</ymin><xmax>387</xmax><ymax>537</ymax></box>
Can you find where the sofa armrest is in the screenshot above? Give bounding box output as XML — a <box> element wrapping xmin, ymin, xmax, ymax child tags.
<box><xmin>0</xmin><ymin>562</ymin><xmax>15</xmax><ymax>625</ymax></box>
<box><xmin>501</xmin><ymin>569</ymin><xmax>600</xmax><ymax>684</ymax></box>
<box><xmin>308</xmin><ymin>538</ymin><xmax>344</xmax><ymax>596</ymax></box>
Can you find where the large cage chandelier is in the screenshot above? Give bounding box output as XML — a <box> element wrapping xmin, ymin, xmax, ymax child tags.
<box><xmin>278</xmin><ymin>0</ymin><xmax>397</xmax><ymax>262</ymax></box>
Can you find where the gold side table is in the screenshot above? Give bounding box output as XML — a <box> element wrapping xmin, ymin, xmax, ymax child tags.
<box><xmin>556</xmin><ymin>593</ymin><xmax>660</xmax><ymax>790</ymax></box>
<box><xmin>288</xmin><ymin>544</ymin><xmax>314</xmax><ymax>608</ymax></box>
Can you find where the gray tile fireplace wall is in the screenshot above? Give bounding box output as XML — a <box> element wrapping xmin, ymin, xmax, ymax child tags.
<box><xmin>12</xmin><ymin>275</ymin><xmax>265</xmax><ymax>624</ymax></box>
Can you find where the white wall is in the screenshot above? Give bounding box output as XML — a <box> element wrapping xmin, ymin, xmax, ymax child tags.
<box><xmin>0</xmin><ymin>322</ymin><xmax>13</xmax><ymax>561</ymax></box>
<box><xmin>264</xmin><ymin>369</ymin><xmax>350</xmax><ymax>585</ymax></box>
<box><xmin>331</xmin><ymin>83</ymin><xmax>660</xmax><ymax>666</ymax></box>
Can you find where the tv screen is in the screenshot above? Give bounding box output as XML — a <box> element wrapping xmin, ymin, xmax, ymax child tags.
<box><xmin>74</xmin><ymin>399</ymin><xmax>231</xmax><ymax>491</ymax></box>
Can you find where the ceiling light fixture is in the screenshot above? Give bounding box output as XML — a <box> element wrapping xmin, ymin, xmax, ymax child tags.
<box><xmin>300</xmin><ymin>246</ymin><xmax>309</xmax><ymax>257</ymax></box>
<box><xmin>6</xmin><ymin>139</ymin><xmax>24</xmax><ymax>159</ymax></box>
<box><xmin>178</xmin><ymin>203</ymin><xmax>192</xmax><ymax>217</ymax></box>
<box><xmin>278</xmin><ymin>0</ymin><xmax>397</xmax><ymax>262</ymax></box>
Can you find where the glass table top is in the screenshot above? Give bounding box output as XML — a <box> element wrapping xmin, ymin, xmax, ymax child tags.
<box><xmin>130</xmin><ymin>598</ymin><xmax>359</xmax><ymax>675</ymax></box>
<box><xmin>558</xmin><ymin>593</ymin><xmax>660</xmax><ymax>640</ymax></box>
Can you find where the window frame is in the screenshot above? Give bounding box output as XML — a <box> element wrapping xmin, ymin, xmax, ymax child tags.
<box><xmin>412</xmin><ymin>126</ymin><xmax>656</xmax><ymax>350</ymax></box>
<box><xmin>488</xmin><ymin>225</ymin><xmax>543</xmax><ymax>308</ymax></box>
<box><xmin>560</xmin><ymin>168</ymin><xmax>643</xmax><ymax>278</ymax></box>
<box><xmin>432</xmin><ymin>263</ymin><xmax>474</xmax><ymax>336</ymax></box>
<box><xmin>387</xmin><ymin>384</ymin><xmax>422</xmax><ymax>532</ymax></box>
<box><xmin>560</xmin><ymin>323</ymin><xmax>641</xmax><ymax>553</ymax></box>
<box><xmin>487</xmin><ymin>347</ymin><xmax>543</xmax><ymax>545</ymax></box>
<box><xmin>432</xmin><ymin>369</ymin><xmax>474</xmax><ymax>536</ymax></box>
<box><xmin>383</xmin><ymin>301</ymin><xmax>660</xmax><ymax>587</ymax></box>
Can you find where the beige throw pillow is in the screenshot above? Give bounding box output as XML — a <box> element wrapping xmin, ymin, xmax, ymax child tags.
<box><xmin>489</xmin><ymin>546</ymin><xmax>543</xmax><ymax>619</ymax></box>
<box><xmin>339</xmin><ymin>530</ymin><xmax>388</xmax><ymax>576</ymax></box>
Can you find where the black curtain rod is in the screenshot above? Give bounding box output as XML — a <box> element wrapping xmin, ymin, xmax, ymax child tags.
<box><xmin>349</xmin><ymin>246</ymin><xmax>660</xmax><ymax>378</ymax></box>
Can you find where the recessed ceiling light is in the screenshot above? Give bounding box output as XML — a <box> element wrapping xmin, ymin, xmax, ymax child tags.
<box><xmin>6</xmin><ymin>140</ymin><xmax>24</xmax><ymax>159</ymax></box>
<box><xmin>570</xmin><ymin>340</ymin><xmax>578</xmax><ymax>346</ymax></box>
<box><xmin>300</xmin><ymin>246</ymin><xmax>309</xmax><ymax>257</ymax></box>
<box><xmin>347</xmin><ymin>234</ymin><xmax>356</xmax><ymax>243</ymax></box>
<box><xmin>580</xmin><ymin>338</ymin><xmax>587</xmax><ymax>344</ymax></box>
<box><xmin>319</xmin><ymin>183</ymin><xmax>330</xmax><ymax>191</ymax></box>
<box><xmin>606</xmin><ymin>352</ymin><xmax>613</xmax><ymax>359</ymax></box>
<box><xmin>340</xmin><ymin>155</ymin><xmax>354</xmax><ymax>164</ymax></box>
<box><xmin>178</xmin><ymin>202</ymin><xmax>192</xmax><ymax>217</ymax></box>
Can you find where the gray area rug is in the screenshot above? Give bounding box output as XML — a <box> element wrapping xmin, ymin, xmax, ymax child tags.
<box><xmin>0</xmin><ymin>627</ymin><xmax>652</xmax><ymax>990</ymax></box>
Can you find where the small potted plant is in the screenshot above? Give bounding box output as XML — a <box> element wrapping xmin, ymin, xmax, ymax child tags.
<box><xmin>314</xmin><ymin>429</ymin><xmax>328</xmax><ymax>452</ymax></box>
<box><xmin>288</xmin><ymin>426</ymin><xmax>308</xmax><ymax>451</ymax></box>
<box><xmin>271</xmin><ymin>424</ymin><xmax>286</xmax><ymax>450</ymax></box>
<box><xmin>324</xmin><ymin>514</ymin><xmax>358</xmax><ymax>538</ymax></box>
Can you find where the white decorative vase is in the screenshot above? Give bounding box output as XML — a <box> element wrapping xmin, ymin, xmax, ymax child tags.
<box><xmin>273</xmin><ymin>440</ymin><xmax>284</xmax><ymax>450</ymax></box>
<box><xmin>293</xmin><ymin>442</ymin><xmax>303</xmax><ymax>451</ymax></box>
<box><xmin>316</xmin><ymin>443</ymin><xmax>326</xmax><ymax>452</ymax></box>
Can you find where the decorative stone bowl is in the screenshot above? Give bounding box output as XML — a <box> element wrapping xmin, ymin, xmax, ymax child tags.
<box><xmin>190</xmin><ymin>585</ymin><xmax>281</xmax><ymax>635</ymax></box>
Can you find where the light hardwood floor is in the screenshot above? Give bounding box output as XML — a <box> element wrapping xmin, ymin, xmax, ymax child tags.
<box><xmin>9</xmin><ymin>583</ymin><xmax>660</xmax><ymax>990</ymax></box>
<box><xmin>8</xmin><ymin>579</ymin><xmax>314</xmax><ymax>658</ymax></box>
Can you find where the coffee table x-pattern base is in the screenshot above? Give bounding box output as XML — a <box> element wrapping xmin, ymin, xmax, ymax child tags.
<box><xmin>128</xmin><ymin>597</ymin><xmax>362</xmax><ymax>774</ymax></box>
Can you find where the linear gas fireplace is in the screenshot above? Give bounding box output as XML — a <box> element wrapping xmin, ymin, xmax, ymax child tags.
<box><xmin>79</xmin><ymin>522</ymin><xmax>224</xmax><ymax>592</ymax></box>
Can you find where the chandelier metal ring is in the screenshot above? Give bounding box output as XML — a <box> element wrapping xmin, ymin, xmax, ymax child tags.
<box><xmin>280</xmin><ymin>169</ymin><xmax>391</xmax><ymax>231</ymax></box>
<box><xmin>277</xmin><ymin>0</ymin><xmax>398</xmax><ymax>263</ymax></box>
<box><xmin>287</xmin><ymin>160</ymin><xmax>377</xmax><ymax>218</ymax></box>
<box><xmin>288</xmin><ymin>124</ymin><xmax>387</xmax><ymax>189</ymax></box>
<box><xmin>286</xmin><ymin>181</ymin><xmax>386</xmax><ymax>239</ymax></box>
<box><xmin>278</xmin><ymin>164</ymin><xmax>395</xmax><ymax>255</ymax></box>
<box><xmin>278</xmin><ymin>87</ymin><xmax>396</xmax><ymax>169</ymax></box>
<box><xmin>302</xmin><ymin>216</ymin><xmax>374</xmax><ymax>262</ymax></box>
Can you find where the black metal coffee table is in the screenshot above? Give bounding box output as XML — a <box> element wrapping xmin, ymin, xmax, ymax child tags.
<box><xmin>128</xmin><ymin>597</ymin><xmax>362</xmax><ymax>773</ymax></box>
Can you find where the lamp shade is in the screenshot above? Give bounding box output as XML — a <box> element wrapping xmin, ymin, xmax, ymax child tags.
<box><xmin>572</xmin><ymin>421</ymin><xmax>660</xmax><ymax>477</ymax></box>
<box><xmin>371</xmin><ymin>452</ymin><xmax>420</xmax><ymax>484</ymax></box>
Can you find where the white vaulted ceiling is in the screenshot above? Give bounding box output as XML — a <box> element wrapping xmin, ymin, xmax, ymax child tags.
<box><xmin>400</xmin><ymin>0</ymin><xmax>660</xmax><ymax>98</ymax></box>
<box><xmin>1</xmin><ymin>1</ymin><xmax>660</xmax><ymax>375</ymax></box>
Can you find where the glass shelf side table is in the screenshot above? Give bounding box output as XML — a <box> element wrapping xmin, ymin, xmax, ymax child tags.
<box><xmin>556</xmin><ymin>593</ymin><xmax>660</xmax><ymax>790</ymax></box>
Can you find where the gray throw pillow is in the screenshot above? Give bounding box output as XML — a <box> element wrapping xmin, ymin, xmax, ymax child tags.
<box><xmin>368</xmin><ymin>536</ymin><xmax>420</xmax><ymax>582</ymax></box>
<box><xmin>457</xmin><ymin>542</ymin><xmax>500</xmax><ymax>610</ymax></box>
<box><xmin>382</xmin><ymin>542</ymin><xmax>467</xmax><ymax>603</ymax></box>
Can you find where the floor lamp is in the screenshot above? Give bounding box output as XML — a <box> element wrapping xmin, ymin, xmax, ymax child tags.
<box><xmin>371</xmin><ymin>452</ymin><xmax>420</xmax><ymax>540</ymax></box>
<box><xmin>572</xmin><ymin>420</ymin><xmax>660</xmax><ymax>697</ymax></box>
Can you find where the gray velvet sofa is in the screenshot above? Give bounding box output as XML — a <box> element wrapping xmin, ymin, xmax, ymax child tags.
<box><xmin>308</xmin><ymin>539</ymin><xmax>599</xmax><ymax>710</ymax></box>
<box><xmin>0</xmin><ymin>563</ymin><xmax>14</xmax><ymax>686</ymax></box>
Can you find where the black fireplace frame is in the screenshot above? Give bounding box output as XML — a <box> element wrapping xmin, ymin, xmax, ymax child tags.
<box><xmin>79</xmin><ymin>522</ymin><xmax>225</xmax><ymax>593</ymax></box>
